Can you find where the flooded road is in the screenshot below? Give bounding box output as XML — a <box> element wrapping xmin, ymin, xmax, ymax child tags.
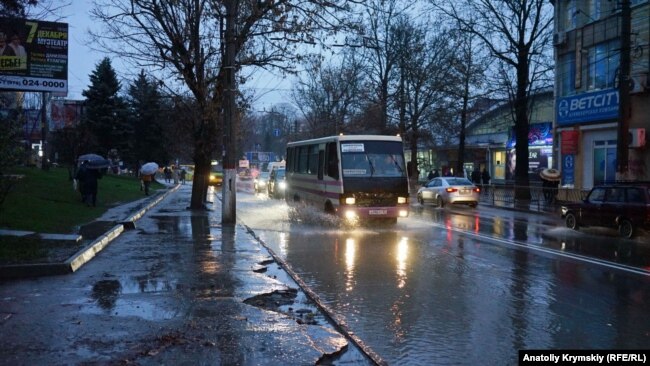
<box><xmin>236</xmin><ymin>191</ymin><xmax>650</xmax><ymax>365</ymax></box>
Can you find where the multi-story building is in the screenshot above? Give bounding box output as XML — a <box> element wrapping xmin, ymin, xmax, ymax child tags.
<box><xmin>553</xmin><ymin>0</ymin><xmax>649</xmax><ymax>189</ymax></box>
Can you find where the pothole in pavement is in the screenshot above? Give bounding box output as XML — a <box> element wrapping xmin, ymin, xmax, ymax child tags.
<box><xmin>243</xmin><ymin>288</ymin><xmax>319</xmax><ymax>325</ymax></box>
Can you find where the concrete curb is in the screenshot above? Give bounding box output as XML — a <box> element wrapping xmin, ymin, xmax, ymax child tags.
<box><xmin>0</xmin><ymin>185</ymin><xmax>180</xmax><ymax>279</ymax></box>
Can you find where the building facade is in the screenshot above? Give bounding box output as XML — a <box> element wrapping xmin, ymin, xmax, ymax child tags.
<box><xmin>411</xmin><ymin>91</ymin><xmax>554</xmax><ymax>185</ymax></box>
<box><xmin>553</xmin><ymin>0</ymin><xmax>649</xmax><ymax>189</ymax></box>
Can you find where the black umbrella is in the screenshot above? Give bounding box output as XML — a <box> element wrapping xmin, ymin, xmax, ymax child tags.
<box><xmin>78</xmin><ymin>154</ymin><xmax>110</xmax><ymax>169</ymax></box>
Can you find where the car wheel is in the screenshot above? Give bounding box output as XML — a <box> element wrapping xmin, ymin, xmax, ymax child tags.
<box><xmin>565</xmin><ymin>212</ymin><xmax>579</xmax><ymax>230</ymax></box>
<box><xmin>436</xmin><ymin>196</ymin><xmax>444</xmax><ymax>208</ymax></box>
<box><xmin>417</xmin><ymin>194</ymin><xmax>424</xmax><ymax>205</ymax></box>
<box><xmin>618</xmin><ymin>219</ymin><xmax>634</xmax><ymax>239</ymax></box>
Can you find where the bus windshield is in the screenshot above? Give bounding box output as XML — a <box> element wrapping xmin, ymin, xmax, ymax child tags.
<box><xmin>341</xmin><ymin>141</ymin><xmax>406</xmax><ymax>178</ymax></box>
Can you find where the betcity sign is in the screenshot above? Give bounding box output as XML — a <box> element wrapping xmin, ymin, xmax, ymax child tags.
<box><xmin>556</xmin><ymin>89</ymin><xmax>618</xmax><ymax>126</ymax></box>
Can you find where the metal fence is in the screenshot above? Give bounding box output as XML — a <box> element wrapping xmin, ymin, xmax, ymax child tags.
<box><xmin>477</xmin><ymin>184</ymin><xmax>590</xmax><ymax>213</ymax></box>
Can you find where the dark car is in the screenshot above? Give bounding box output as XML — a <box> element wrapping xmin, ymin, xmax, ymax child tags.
<box><xmin>561</xmin><ymin>183</ymin><xmax>650</xmax><ymax>238</ymax></box>
<box><xmin>267</xmin><ymin>168</ymin><xmax>286</xmax><ymax>199</ymax></box>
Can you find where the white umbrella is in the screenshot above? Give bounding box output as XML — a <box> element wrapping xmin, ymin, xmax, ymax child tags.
<box><xmin>540</xmin><ymin>168</ymin><xmax>561</xmax><ymax>182</ymax></box>
<box><xmin>140</xmin><ymin>162</ymin><xmax>159</xmax><ymax>175</ymax></box>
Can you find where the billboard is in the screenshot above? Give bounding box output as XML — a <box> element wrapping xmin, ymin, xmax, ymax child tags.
<box><xmin>0</xmin><ymin>18</ymin><xmax>68</xmax><ymax>93</ymax></box>
<box><xmin>556</xmin><ymin>89</ymin><xmax>618</xmax><ymax>126</ymax></box>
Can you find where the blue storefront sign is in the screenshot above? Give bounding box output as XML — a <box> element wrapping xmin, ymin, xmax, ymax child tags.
<box><xmin>556</xmin><ymin>89</ymin><xmax>619</xmax><ymax>126</ymax></box>
<box><xmin>562</xmin><ymin>154</ymin><xmax>575</xmax><ymax>186</ymax></box>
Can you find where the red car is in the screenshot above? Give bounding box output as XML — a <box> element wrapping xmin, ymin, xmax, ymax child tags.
<box><xmin>561</xmin><ymin>183</ymin><xmax>650</xmax><ymax>239</ymax></box>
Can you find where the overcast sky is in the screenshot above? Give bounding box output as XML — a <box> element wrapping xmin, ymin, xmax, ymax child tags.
<box><xmin>64</xmin><ymin>1</ymin><xmax>290</xmax><ymax>110</ymax></box>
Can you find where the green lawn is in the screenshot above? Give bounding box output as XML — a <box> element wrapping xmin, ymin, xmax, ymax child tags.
<box><xmin>0</xmin><ymin>166</ymin><xmax>163</xmax><ymax>234</ymax></box>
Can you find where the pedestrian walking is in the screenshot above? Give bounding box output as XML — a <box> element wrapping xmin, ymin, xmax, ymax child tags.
<box><xmin>75</xmin><ymin>160</ymin><xmax>102</xmax><ymax>207</ymax></box>
<box><xmin>141</xmin><ymin>173</ymin><xmax>153</xmax><ymax>195</ymax></box>
<box><xmin>471</xmin><ymin>169</ymin><xmax>481</xmax><ymax>185</ymax></box>
<box><xmin>481</xmin><ymin>168</ymin><xmax>490</xmax><ymax>194</ymax></box>
<box><xmin>173</xmin><ymin>166</ymin><xmax>180</xmax><ymax>184</ymax></box>
<box><xmin>427</xmin><ymin>170</ymin><xmax>435</xmax><ymax>181</ymax></box>
<box><xmin>432</xmin><ymin>169</ymin><xmax>440</xmax><ymax>178</ymax></box>
<box><xmin>164</xmin><ymin>167</ymin><xmax>172</xmax><ymax>183</ymax></box>
<box><xmin>180</xmin><ymin>168</ymin><xmax>187</xmax><ymax>185</ymax></box>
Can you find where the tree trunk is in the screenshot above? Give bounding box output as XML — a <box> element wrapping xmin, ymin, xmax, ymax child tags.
<box><xmin>514</xmin><ymin>54</ymin><xmax>531</xmax><ymax>201</ymax></box>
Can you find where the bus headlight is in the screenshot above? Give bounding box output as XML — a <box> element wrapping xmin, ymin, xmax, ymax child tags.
<box><xmin>279</xmin><ymin>181</ymin><xmax>287</xmax><ymax>190</ymax></box>
<box><xmin>345</xmin><ymin>197</ymin><xmax>356</xmax><ymax>205</ymax></box>
<box><xmin>397</xmin><ymin>196</ymin><xmax>407</xmax><ymax>204</ymax></box>
<box><xmin>345</xmin><ymin>210</ymin><xmax>357</xmax><ymax>220</ymax></box>
<box><xmin>398</xmin><ymin>210</ymin><xmax>408</xmax><ymax>217</ymax></box>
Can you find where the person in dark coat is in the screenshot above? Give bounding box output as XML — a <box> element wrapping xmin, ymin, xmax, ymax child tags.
<box><xmin>427</xmin><ymin>170</ymin><xmax>435</xmax><ymax>180</ymax></box>
<box><xmin>75</xmin><ymin>161</ymin><xmax>102</xmax><ymax>207</ymax></box>
<box><xmin>471</xmin><ymin>169</ymin><xmax>481</xmax><ymax>185</ymax></box>
<box><xmin>432</xmin><ymin>169</ymin><xmax>440</xmax><ymax>178</ymax></box>
<box><xmin>481</xmin><ymin>169</ymin><xmax>490</xmax><ymax>185</ymax></box>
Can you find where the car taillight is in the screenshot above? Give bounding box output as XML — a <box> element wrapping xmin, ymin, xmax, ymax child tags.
<box><xmin>446</xmin><ymin>188</ymin><xmax>457</xmax><ymax>193</ymax></box>
<box><xmin>473</xmin><ymin>187</ymin><xmax>480</xmax><ymax>193</ymax></box>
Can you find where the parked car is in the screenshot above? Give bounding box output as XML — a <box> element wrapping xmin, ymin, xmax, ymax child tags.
<box><xmin>254</xmin><ymin>171</ymin><xmax>270</xmax><ymax>193</ymax></box>
<box><xmin>417</xmin><ymin>177</ymin><xmax>480</xmax><ymax>208</ymax></box>
<box><xmin>267</xmin><ymin>168</ymin><xmax>286</xmax><ymax>199</ymax></box>
<box><xmin>561</xmin><ymin>183</ymin><xmax>650</xmax><ymax>239</ymax></box>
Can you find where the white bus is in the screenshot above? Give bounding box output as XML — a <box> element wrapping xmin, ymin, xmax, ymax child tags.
<box><xmin>285</xmin><ymin>135</ymin><xmax>409</xmax><ymax>223</ymax></box>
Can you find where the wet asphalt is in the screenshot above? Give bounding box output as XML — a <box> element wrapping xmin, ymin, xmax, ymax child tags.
<box><xmin>0</xmin><ymin>184</ymin><xmax>370</xmax><ymax>365</ymax></box>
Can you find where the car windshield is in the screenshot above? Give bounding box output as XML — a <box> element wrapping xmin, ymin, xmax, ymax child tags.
<box><xmin>259</xmin><ymin>172</ymin><xmax>269</xmax><ymax>179</ymax></box>
<box><xmin>275</xmin><ymin>169</ymin><xmax>285</xmax><ymax>178</ymax></box>
<box><xmin>445</xmin><ymin>178</ymin><xmax>473</xmax><ymax>186</ymax></box>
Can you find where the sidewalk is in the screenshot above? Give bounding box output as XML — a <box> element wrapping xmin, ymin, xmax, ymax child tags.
<box><xmin>0</xmin><ymin>184</ymin><xmax>372</xmax><ymax>365</ymax></box>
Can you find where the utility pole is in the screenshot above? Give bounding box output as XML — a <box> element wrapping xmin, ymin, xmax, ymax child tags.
<box><xmin>616</xmin><ymin>0</ymin><xmax>631</xmax><ymax>176</ymax></box>
<box><xmin>222</xmin><ymin>0</ymin><xmax>237</xmax><ymax>224</ymax></box>
<box><xmin>40</xmin><ymin>92</ymin><xmax>49</xmax><ymax>171</ymax></box>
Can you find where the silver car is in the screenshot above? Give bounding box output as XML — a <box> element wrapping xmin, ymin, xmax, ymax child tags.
<box><xmin>417</xmin><ymin>177</ymin><xmax>480</xmax><ymax>208</ymax></box>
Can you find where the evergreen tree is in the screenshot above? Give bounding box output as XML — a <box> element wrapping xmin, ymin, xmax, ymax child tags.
<box><xmin>81</xmin><ymin>58</ymin><xmax>131</xmax><ymax>159</ymax></box>
<box><xmin>125</xmin><ymin>70</ymin><xmax>169</xmax><ymax>166</ymax></box>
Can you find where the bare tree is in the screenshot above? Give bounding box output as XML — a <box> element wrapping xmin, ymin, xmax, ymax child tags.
<box><xmin>434</xmin><ymin>0</ymin><xmax>553</xmax><ymax>199</ymax></box>
<box><xmin>88</xmin><ymin>0</ymin><xmax>355</xmax><ymax>215</ymax></box>
<box><xmin>356</xmin><ymin>0</ymin><xmax>414</xmax><ymax>134</ymax></box>
<box><xmin>392</xmin><ymin>16</ymin><xmax>459</xmax><ymax>182</ymax></box>
<box><xmin>449</xmin><ymin>28</ymin><xmax>491</xmax><ymax>177</ymax></box>
<box><xmin>292</xmin><ymin>50</ymin><xmax>365</xmax><ymax>136</ymax></box>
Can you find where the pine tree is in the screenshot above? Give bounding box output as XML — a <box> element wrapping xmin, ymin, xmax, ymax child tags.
<box><xmin>125</xmin><ymin>70</ymin><xmax>169</xmax><ymax>166</ymax></box>
<box><xmin>81</xmin><ymin>58</ymin><xmax>131</xmax><ymax>159</ymax></box>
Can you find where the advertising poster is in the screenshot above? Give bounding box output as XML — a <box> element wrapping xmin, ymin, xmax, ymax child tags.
<box><xmin>0</xmin><ymin>18</ymin><xmax>68</xmax><ymax>93</ymax></box>
<box><xmin>506</xmin><ymin>122</ymin><xmax>554</xmax><ymax>181</ymax></box>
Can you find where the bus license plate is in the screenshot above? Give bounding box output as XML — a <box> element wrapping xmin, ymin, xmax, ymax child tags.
<box><xmin>369</xmin><ymin>209</ymin><xmax>387</xmax><ymax>215</ymax></box>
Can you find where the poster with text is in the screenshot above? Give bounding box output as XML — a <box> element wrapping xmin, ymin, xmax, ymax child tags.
<box><xmin>0</xmin><ymin>18</ymin><xmax>68</xmax><ymax>93</ymax></box>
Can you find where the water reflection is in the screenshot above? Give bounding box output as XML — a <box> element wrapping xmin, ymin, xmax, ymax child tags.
<box><xmin>513</xmin><ymin>217</ymin><xmax>528</xmax><ymax>242</ymax></box>
<box><xmin>345</xmin><ymin>238</ymin><xmax>356</xmax><ymax>292</ymax></box>
<box><xmin>91</xmin><ymin>279</ymin><xmax>122</xmax><ymax>312</ymax></box>
<box><xmin>396</xmin><ymin>237</ymin><xmax>408</xmax><ymax>289</ymax></box>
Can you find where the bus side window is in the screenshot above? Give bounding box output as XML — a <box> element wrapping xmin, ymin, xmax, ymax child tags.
<box><xmin>326</xmin><ymin>142</ymin><xmax>339</xmax><ymax>180</ymax></box>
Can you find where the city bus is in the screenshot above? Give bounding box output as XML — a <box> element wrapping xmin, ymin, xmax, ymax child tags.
<box><xmin>285</xmin><ymin>135</ymin><xmax>409</xmax><ymax>223</ymax></box>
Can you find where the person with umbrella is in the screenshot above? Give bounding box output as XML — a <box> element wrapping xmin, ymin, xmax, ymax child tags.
<box><xmin>139</xmin><ymin>162</ymin><xmax>159</xmax><ymax>196</ymax></box>
<box><xmin>540</xmin><ymin>168</ymin><xmax>561</xmax><ymax>204</ymax></box>
<box><xmin>75</xmin><ymin>160</ymin><xmax>102</xmax><ymax>207</ymax></box>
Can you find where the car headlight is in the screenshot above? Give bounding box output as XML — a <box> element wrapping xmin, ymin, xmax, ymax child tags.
<box><xmin>210</xmin><ymin>174</ymin><xmax>215</xmax><ymax>180</ymax></box>
<box><xmin>279</xmin><ymin>181</ymin><xmax>287</xmax><ymax>190</ymax></box>
<box><xmin>345</xmin><ymin>197</ymin><xmax>356</xmax><ymax>205</ymax></box>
